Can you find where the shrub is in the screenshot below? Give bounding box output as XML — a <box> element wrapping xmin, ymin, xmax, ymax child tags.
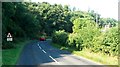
<box><xmin>52</xmin><ymin>30</ymin><xmax>68</xmax><ymax>46</ymax></box>
<box><xmin>91</xmin><ymin>27</ymin><xmax>118</xmax><ymax>56</ymax></box>
<box><xmin>92</xmin><ymin>34</ymin><xmax>105</xmax><ymax>52</ymax></box>
<box><xmin>67</xmin><ymin>33</ymin><xmax>83</xmax><ymax>50</ymax></box>
<box><xmin>101</xmin><ymin>27</ymin><xmax>118</xmax><ymax>56</ymax></box>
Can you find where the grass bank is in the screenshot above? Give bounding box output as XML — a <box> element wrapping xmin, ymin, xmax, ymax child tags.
<box><xmin>2</xmin><ymin>40</ymin><xmax>31</xmax><ymax>65</ymax></box>
<box><xmin>52</xmin><ymin>43</ymin><xmax>118</xmax><ymax>65</ymax></box>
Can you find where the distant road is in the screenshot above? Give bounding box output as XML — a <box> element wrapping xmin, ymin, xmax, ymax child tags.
<box><xmin>17</xmin><ymin>39</ymin><xmax>103</xmax><ymax>66</ymax></box>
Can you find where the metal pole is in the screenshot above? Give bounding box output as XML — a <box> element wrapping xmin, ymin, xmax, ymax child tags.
<box><xmin>96</xmin><ymin>13</ymin><xmax>98</xmax><ymax>27</ymax></box>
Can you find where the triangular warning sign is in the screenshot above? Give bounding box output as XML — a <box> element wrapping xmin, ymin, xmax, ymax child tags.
<box><xmin>7</xmin><ymin>33</ymin><xmax>12</xmax><ymax>37</ymax></box>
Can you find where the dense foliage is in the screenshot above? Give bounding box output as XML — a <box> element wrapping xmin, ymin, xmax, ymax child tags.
<box><xmin>2</xmin><ymin>2</ymin><xmax>118</xmax><ymax>56</ymax></box>
<box><xmin>68</xmin><ymin>18</ymin><xmax>100</xmax><ymax>50</ymax></box>
<box><xmin>53</xmin><ymin>20</ymin><xmax>118</xmax><ymax>56</ymax></box>
<box><xmin>101</xmin><ymin>27</ymin><xmax>118</xmax><ymax>56</ymax></box>
<box><xmin>52</xmin><ymin>30</ymin><xmax>68</xmax><ymax>46</ymax></box>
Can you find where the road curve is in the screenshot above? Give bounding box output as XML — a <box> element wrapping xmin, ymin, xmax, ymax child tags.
<box><xmin>17</xmin><ymin>39</ymin><xmax>104</xmax><ymax>66</ymax></box>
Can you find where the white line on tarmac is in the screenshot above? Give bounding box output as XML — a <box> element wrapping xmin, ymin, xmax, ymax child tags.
<box><xmin>37</xmin><ymin>43</ymin><xmax>60</xmax><ymax>64</ymax></box>
<box><xmin>42</xmin><ymin>50</ymin><xmax>47</xmax><ymax>53</ymax></box>
<box><xmin>38</xmin><ymin>44</ymin><xmax>42</xmax><ymax>49</ymax></box>
<box><xmin>49</xmin><ymin>55</ymin><xmax>60</xmax><ymax>64</ymax></box>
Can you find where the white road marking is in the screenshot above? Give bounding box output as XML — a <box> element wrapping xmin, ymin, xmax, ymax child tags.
<box><xmin>38</xmin><ymin>44</ymin><xmax>42</xmax><ymax>49</ymax></box>
<box><xmin>37</xmin><ymin>43</ymin><xmax>60</xmax><ymax>64</ymax></box>
<box><xmin>42</xmin><ymin>50</ymin><xmax>47</xmax><ymax>53</ymax></box>
<box><xmin>49</xmin><ymin>55</ymin><xmax>60</xmax><ymax>64</ymax></box>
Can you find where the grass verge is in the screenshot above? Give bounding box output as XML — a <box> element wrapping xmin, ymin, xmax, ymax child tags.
<box><xmin>52</xmin><ymin>43</ymin><xmax>118</xmax><ymax>65</ymax></box>
<box><xmin>2</xmin><ymin>40</ymin><xmax>30</xmax><ymax>65</ymax></box>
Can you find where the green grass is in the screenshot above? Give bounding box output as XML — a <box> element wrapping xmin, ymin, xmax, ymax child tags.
<box><xmin>2</xmin><ymin>40</ymin><xmax>30</xmax><ymax>65</ymax></box>
<box><xmin>72</xmin><ymin>50</ymin><xmax>118</xmax><ymax>65</ymax></box>
<box><xmin>52</xmin><ymin>43</ymin><xmax>118</xmax><ymax>65</ymax></box>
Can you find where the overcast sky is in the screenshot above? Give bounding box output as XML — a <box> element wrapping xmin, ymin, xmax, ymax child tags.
<box><xmin>31</xmin><ymin>0</ymin><xmax>118</xmax><ymax>20</ymax></box>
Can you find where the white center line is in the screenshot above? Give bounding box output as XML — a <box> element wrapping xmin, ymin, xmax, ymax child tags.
<box><xmin>38</xmin><ymin>44</ymin><xmax>42</xmax><ymax>49</ymax></box>
<box><xmin>49</xmin><ymin>55</ymin><xmax>60</xmax><ymax>64</ymax></box>
<box><xmin>37</xmin><ymin>43</ymin><xmax>60</xmax><ymax>64</ymax></box>
<box><xmin>42</xmin><ymin>50</ymin><xmax>47</xmax><ymax>53</ymax></box>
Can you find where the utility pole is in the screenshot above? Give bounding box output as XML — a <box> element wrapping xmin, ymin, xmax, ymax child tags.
<box><xmin>96</xmin><ymin>13</ymin><xmax>98</xmax><ymax>28</ymax></box>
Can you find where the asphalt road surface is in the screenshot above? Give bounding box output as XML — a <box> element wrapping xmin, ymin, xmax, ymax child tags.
<box><xmin>17</xmin><ymin>39</ymin><xmax>104</xmax><ymax>66</ymax></box>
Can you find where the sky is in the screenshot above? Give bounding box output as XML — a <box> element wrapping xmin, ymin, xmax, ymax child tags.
<box><xmin>31</xmin><ymin>0</ymin><xmax>118</xmax><ymax>20</ymax></box>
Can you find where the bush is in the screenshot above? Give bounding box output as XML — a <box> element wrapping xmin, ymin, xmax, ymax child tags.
<box><xmin>67</xmin><ymin>33</ymin><xmax>83</xmax><ymax>50</ymax></box>
<box><xmin>92</xmin><ymin>34</ymin><xmax>105</xmax><ymax>52</ymax></box>
<box><xmin>91</xmin><ymin>27</ymin><xmax>118</xmax><ymax>56</ymax></box>
<box><xmin>101</xmin><ymin>27</ymin><xmax>118</xmax><ymax>56</ymax></box>
<box><xmin>52</xmin><ymin>30</ymin><xmax>68</xmax><ymax>46</ymax></box>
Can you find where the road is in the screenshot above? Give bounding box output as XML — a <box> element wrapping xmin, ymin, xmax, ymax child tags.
<box><xmin>17</xmin><ymin>39</ymin><xmax>103</xmax><ymax>66</ymax></box>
